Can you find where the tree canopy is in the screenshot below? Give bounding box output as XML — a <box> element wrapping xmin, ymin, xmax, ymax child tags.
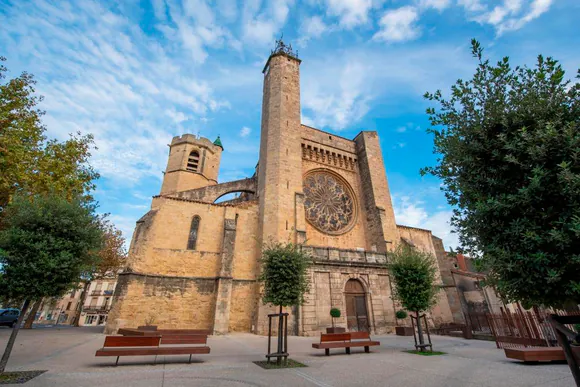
<box><xmin>259</xmin><ymin>243</ymin><xmax>311</xmax><ymax>307</ymax></box>
<box><xmin>0</xmin><ymin>193</ymin><xmax>104</xmax><ymax>301</ymax></box>
<box><xmin>0</xmin><ymin>56</ymin><xmax>98</xmax><ymax>213</ymax></box>
<box><xmin>422</xmin><ymin>40</ymin><xmax>580</xmax><ymax>308</ymax></box>
<box><xmin>387</xmin><ymin>245</ymin><xmax>438</xmax><ymax>314</ymax></box>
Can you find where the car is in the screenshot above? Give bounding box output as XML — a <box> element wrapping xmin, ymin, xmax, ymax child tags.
<box><xmin>0</xmin><ymin>308</ymin><xmax>21</xmax><ymax>328</ymax></box>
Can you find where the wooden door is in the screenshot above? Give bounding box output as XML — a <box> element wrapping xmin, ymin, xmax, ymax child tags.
<box><xmin>345</xmin><ymin>279</ymin><xmax>369</xmax><ymax>332</ymax></box>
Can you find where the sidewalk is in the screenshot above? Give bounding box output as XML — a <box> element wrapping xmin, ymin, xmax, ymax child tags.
<box><xmin>0</xmin><ymin>326</ymin><xmax>574</xmax><ymax>386</ymax></box>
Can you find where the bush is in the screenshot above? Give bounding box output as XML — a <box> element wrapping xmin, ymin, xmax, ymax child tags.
<box><xmin>396</xmin><ymin>310</ymin><xmax>408</xmax><ymax>319</ymax></box>
<box><xmin>330</xmin><ymin>308</ymin><xmax>341</xmax><ymax>318</ymax></box>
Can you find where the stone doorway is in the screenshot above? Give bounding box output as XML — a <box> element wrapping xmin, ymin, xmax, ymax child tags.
<box><xmin>345</xmin><ymin>279</ymin><xmax>369</xmax><ymax>332</ymax></box>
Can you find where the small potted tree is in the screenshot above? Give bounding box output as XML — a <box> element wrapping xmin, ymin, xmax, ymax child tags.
<box><xmin>327</xmin><ymin>308</ymin><xmax>345</xmax><ymax>333</ymax></box>
<box><xmin>395</xmin><ymin>310</ymin><xmax>414</xmax><ymax>336</ymax></box>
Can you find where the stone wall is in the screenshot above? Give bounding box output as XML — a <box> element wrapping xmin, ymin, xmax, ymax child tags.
<box><xmin>299</xmin><ymin>260</ymin><xmax>395</xmax><ymax>336</ymax></box>
<box><xmin>354</xmin><ymin>132</ymin><xmax>400</xmax><ymax>253</ymax></box>
<box><xmin>105</xmin><ymin>274</ymin><xmax>217</xmax><ymax>333</ymax></box>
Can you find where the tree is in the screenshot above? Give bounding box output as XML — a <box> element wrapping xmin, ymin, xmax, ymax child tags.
<box><xmin>422</xmin><ymin>40</ymin><xmax>580</xmax><ymax>308</ymax></box>
<box><xmin>260</xmin><ymin>243</ymin><xmax>311</xmax><ymax>309</ymax></box>
<box><xmin>387</xmin><ymin>245</ymin><xmax>438</xmax><ymax>349</ymax></box>
<box><xmin>259</xmin><ymin>242</ymin><xmax>311</xmax><ymax>363</ymax></box>
<box><xmin>0</xmin><ymin>193</ymin><xmax>104</xmax><ymax>373</ymax></box>
<box><xmin>0</xmin><ymin>56</ymin><xmax>98</xmax><ymax>214</ymax></box>
<box><xmin>73</xmin><ymin>220</ymin><xmax>127</xmax><ymax>326</ymax></box>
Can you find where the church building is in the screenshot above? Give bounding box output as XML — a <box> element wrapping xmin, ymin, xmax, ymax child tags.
<box><xmin>105</xmin><ymin>41</ymin><xmax>454</xmax><ymax>336</ymax></box>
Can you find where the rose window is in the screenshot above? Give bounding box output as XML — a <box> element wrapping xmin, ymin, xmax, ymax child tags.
<box><xmin>303</xmin><ymin>172</ymin><xmax>356</xmax><ymax>235</ymax></box>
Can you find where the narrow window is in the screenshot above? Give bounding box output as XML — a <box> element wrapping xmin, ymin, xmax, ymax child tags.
<box><xmin>187</xmin><ymin>215</ymin><xmax>201</xmax><ymax>250</ymax></box>
<box><xmin>186</xmin><ymin>151</ymin><xmax>200</xmax><ymax>172</ymax></box>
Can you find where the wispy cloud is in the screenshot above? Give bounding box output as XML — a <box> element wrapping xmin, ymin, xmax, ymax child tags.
<box><xmin>394</xmin><ymin>195</ymin><xmax>458</xmax><ymax>249</ymax></box>
<box><xmin>373</xmin><ymin>6</ymin><xmax>421</xmax><ymax>43</ymax></box>
<box><xmin>240</xmin><ymin>126</ymin><xmax>251</xmax><ymax>137</ymax></box>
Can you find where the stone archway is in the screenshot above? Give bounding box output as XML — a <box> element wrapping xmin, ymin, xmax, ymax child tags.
<box><xmin>344</xmin><ymin>279</ymin><xmax>369</xmax><ymax>332</ymax></box>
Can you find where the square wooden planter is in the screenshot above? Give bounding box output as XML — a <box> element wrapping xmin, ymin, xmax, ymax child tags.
<box><xmin>326</xmin><ymin>327</ymin><xmax>346</xmax><ymax>334</ymax></box>
<box><xmin>396</xmin><ymin>326</ymin><xmax>414</xmax><ymax>336</ymax></box>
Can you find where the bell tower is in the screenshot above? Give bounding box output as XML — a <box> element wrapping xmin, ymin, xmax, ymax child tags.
<box><xmin>257</xmin><ymin>40</ymin><xmax>303</xmax><ymax>243</ymax></box>
<box><xmin>160</xmin><ymin>134</ymin><xmax>223</xmax><ymax>195</ymax></box>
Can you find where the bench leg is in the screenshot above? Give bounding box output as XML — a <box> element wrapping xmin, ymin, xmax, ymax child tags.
<box><xmin>346</xmin><ymin>348</ymin><xmax>351</xmax><ymax>355</ymax></box>
<box><xmin>325</xmin><ymin>348</ymin><xmax>330</xmax><ymax>356</ymax></box>
<box><xmin>189</xmin><ymin>354</ymin><xmax>192</xmax><ymax>364</ymax></box>
<box><xmin>115</xmin><ymin>356</ymin><xmax>119</xmax><ymax>366</ymax></box>
<box><xmin>365</xmin><ymin>346</ymin><xmax>370</xmax><ymax>353</ymax></box>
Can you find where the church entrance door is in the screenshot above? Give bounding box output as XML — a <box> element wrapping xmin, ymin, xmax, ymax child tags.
<box><xmin>345</xmin><ymin>279</ymin><xmax>369</xmax><ymax>332</ymax></box>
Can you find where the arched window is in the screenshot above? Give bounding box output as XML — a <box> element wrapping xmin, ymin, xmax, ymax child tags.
<box><xmin>187</xmin><ymin>151</ymin><xmax>200</xmax><ymax>172</ymax></box>
<box><xmin>187</xmin><ymin>216</ymin><xmax>200</xmax><ymax>250</ymax></box>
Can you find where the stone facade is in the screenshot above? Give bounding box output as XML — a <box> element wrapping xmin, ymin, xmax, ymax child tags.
<box><xmin>105</xmin><ymin>44</ymin><xmax>455</xmax><ymax>335</ymax></box>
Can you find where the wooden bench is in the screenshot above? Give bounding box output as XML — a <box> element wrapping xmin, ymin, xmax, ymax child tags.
<box><xmin>504</xmin><ymin>347</ymin><xmax>566</xmax><ymax>362</ymax></box>
<box><xmin>119</xmin><ymin>328</ymin><xmax>211</xmax><ymax>336</ymax></box>
<box><xmin>95</xmin><ymin>335</ymin><xmax>210</xmax><ymax>366</ymax></box>
<box><xmin>312</xmin><ymin>332</ymin><xmax>380</xmax><ymax>356</ymax></box>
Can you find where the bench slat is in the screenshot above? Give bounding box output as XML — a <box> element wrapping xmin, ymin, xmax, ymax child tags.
<box><xmin>350</xmin><ymin>331</ymin><xmax>371</xmax><ymax>341</ymax></box>
<box><xmin>160</xmin><ymin>335</ymin><xmax>208</xmax><ymax>345</ymax></box>
<box><xmin>313</xmin><ymin>341</ymin><xmax>380</xmax><ymax>349</ymax></box>
<box><xmin>104</xmin><ymin>336</ymin><xmax>160</xmax><ymax>348</ymax></box>
<box><xmin>320</xmin><ymin>333</ymin><xmax>351</xmax><ymax>342</ymax></box>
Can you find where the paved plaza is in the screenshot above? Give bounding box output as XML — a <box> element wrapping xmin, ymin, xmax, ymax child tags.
<box><xmin>0</xmin><ymin>326</ymin><xmax>574</xmax><ymax>386</ymax></box>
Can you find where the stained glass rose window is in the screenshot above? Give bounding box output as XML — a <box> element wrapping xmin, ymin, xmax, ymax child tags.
<box><xmin>303</xmin><ymin>171</ymin><xmax>356</xmax><ymax>234</ymax></box>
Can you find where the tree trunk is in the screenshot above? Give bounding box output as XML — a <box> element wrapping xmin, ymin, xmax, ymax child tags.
<box><xmin>0</xmin><ymin>299</ymin><xmax>30</xmax><ymax>373</ymax></box>
<box><xmin>23</xmin><ymin>300</ymin><xmax>41</xmax><ymax>329</ymax></box>
<box><xmin>416</xmin><ymin>311</ymin><xmax>425</xmax><ymax>348</ymax></box>
<box><xmin>74</xmin><ymin>281</ymin><xmax>90</xmax><ymax>327</ymax></box>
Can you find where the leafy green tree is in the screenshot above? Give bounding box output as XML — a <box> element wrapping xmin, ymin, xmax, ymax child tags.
<box><xmin>0</xmin><ymin>57</ymin><xmax>98</xmax><ymax>213</ymax></box>
<box><xmin>259</xmin><ymin>242</ymin><xmax>311</xmax><ymax>363</ymax></box>
<box><xmin>388</xmin><ymin>245</ymin><xmax>438</xmax><ymax>349</ymax></box>
<box><xmin>0</xmin><ymin>193</ymin><xmax>104</xmax><ymax>373</ymax></box>
<box><xmin>422</xmin><ymin>40</ymin><xmax>580</xmax><ymax>308</ymax></box>
<box><xmin>260</xmin><ymin>242</ymin><xmax>311</xmax><ymax>309</ymax></box>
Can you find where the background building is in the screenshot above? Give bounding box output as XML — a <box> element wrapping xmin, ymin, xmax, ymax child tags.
<box><xmin>106</xmin><ymin>41</ymin><xmax>455</xmax><ymax>336</ymax></box>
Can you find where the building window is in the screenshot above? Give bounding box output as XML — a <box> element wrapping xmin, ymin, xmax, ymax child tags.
<box><xmin>187</xmin><ymin>215</ymin><xmax>201</xmax><ymax>250</ymax></box>
<box><xmin>89</xmin><ymin>298</ymin><xmax>98</xmax><ymax>307</ymax></box>
<box><xmin>186</xmin><ymin>151</ymin><xmax>200</xmax><ymax>172</ymax></box>
<box><xmin>84</xmin><ymin>315</ymin><xmax>96</xmax><ymax>325</ymax></box>
<box><xmin>67</xmin><ymin>302</ymin><xmax>72</xmax><ymax>310</ymax></box>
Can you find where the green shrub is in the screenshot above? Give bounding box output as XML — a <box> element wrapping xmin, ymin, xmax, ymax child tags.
<box><xmin>395</xmin><ymin>310</ymin><xmax>408</xmax><ymax>319</ymax></box>
<box><xmin>330</xmin><ymin>308</ymin><xmax>341</xmax><ymax>318</ymax></box>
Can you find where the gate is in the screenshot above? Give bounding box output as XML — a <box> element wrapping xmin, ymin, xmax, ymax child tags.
<box><xmin>345</xmin><ymin>279</ymin><xmax>369</xmax><ymax>332</ymax></box>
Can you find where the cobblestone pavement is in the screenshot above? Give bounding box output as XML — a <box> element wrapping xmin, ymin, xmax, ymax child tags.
<box><xmin>0</xmin><ymin>326</ymin><xmax>574</xmax><ymax>386</ymax></box>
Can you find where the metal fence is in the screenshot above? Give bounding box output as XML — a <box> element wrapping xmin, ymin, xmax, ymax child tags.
<box><xmin>487</xmin><ymin>309</ymin><xmax>580</xmax><ymax>349</ymax></box>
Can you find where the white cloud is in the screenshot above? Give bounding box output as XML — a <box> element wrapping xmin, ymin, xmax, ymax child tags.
<box><xmin>301</xmin><ymin>44</ymin><xmax>474</xmax><ymax>130</ymax></box>
<box><xmin>240</xmin><ymin>126</ymin><xmax>251</xmax><ymax>137</ymax></box>
<box><xmin>458</xmin><ymin>0</ymin><xmax>486</xmax><ymax>12</ymax></box>
<box><xmin>393</xmin><ymin>195</ymin><xmax>459</xmax><ymax>249</ymax></box>
<box><xmin>465</xmin><ymin>0</ymin><xmax>553</xmax><ymax>35</ymax></box>
<box><xmin>396</xmin><ymin>126</ymin><xmax>407</xmax><ymax>133</ymax></box>
<box><xmin>242</xmin><ymin>0</ymin><xmax>294</xmax><ymax>46</ymax></box>
<box><xmin>325</xmin><ymin>0</ymin><xmax>373</xmax><ymax>28</ymax></box>
<box><xmin>297</xmin><ymin>15</ymin><xmax>329</xmax><ymax>47</ymax></box>
<box><xmin>302</xmin><ymin>60</ymin><xmax>372</xmax><ymax>130</ymax></box>
<box><xmin>373</xmin><ymin>6</ymin><xmax>421</xmax><ymax>43</ymax></box>
<box><xmin>418</xmin><ymin>0</ymin><xmax>452</xmax><ymax>11</ymax></box>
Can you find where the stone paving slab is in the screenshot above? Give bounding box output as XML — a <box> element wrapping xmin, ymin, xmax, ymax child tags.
<box><xmin>0</xmin><ymin>326</ymin><xmax>574</xmax><ymax>386</ymax></box>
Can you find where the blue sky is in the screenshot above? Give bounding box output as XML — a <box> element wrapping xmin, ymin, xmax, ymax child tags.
<box><xmin>1</xmin><ymin>0</ymin><xmax>578</xmax><ymax>250</ymax></box>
